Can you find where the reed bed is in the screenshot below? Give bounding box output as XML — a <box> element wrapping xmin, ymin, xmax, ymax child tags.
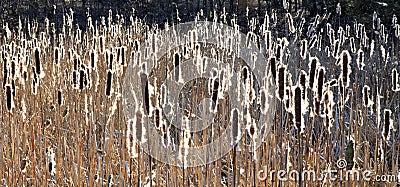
<box><xmin>0</xmin><ymin>6</ymin><xmax>399</xmax><ymax>187</ymax></box>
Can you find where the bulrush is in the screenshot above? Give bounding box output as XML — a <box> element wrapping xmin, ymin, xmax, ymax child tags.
<box><xmin>340</xmin><ymin>50</ymin><xmax>351</xmax><ymax>89</ymax></box>
<box><xmin>140</xmin><ymin>72</ymin><xmax>150</xmax><ymax>115</ymax></box>
<box><xmin>269</xmin><ymin>56</ymin><xmax>277</xmax><ymax>81</ymax></box>
<box><xmin>174</xmin><ymin>52</ymin><xmax>181</xmax><ymax>82</ymax></box>
<box><xmin>152</xmin><ymin>107</ymin><xmax>161</xmax><ymax>129</ymax></box>
<box><xmin>5</xmin><ymin>84</ymin><xmax>14</xmax><ymax>112</ymax></box>
<box><xmin>299</xmin><ymin>70</ymin><xmax>307</xmax><ymax>99</ymax></box>
<box><xmin>392</xmin><ymin>68</ymin><xmax>399</xmax><ymax>91</ymax></box>
<box><xmin>90</xmin><ymin>49</ymin><xmax>97</xmax><ymax>69</ymax></box>
<box><xmin>231</xmin><ymin>108</ymin><xmax>240</xmax><ymax>146</ymax></box>
<box><xmin>34</xmin><ymin>47</ymin><xmax>45</xmax><ymax>78</ymax></box>
<box><xmin>54</xmin><ymin>47</ymin><xmax>60</xmax><ymax>65</ymax></box>
<box><xmin>277</xmin><ymin>65</ymin><xmax>286</xmax><ymax>101</ymax></box>
<box><xmin>316</xmin><ymin>67</ymin><xmax>325</xmax><ymax>101</ymax></box>
<box><xmin>309</xmin><ymin>57</ymin><xmax>319</xmax><ymax>91</ymax></box>
<box><xmin>57</xmin><ymin>88</ymin><xmax>63</xmax><ymax>106</ymax></box>
<box><xmin>357</xmin><ymin>49</ymin><xmax>365</xmax><ymax>71</ymax></box>
<box><xmin>294</xmin><ymin>86</ymin><xmax>302</xmax><ymax>131</ymax></box>
<box><xmin>105</xmin><ymin>70</ymin><xmax>113</xmax><ymax>97</ymax></box>
<box><xmin>383</xmin><ymin>109</ymin><xmax>393</xmax><ymax>141</ymax></box>
<box><xmin>79</xmin><ymin>64</ymin><xmax>88</xmax><ymax>89</ymax></box>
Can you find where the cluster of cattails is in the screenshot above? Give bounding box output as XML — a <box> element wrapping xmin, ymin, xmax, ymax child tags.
<box><xmin>1</xmin><ymin>5</ymin><xmax>400</xmax><ymax>186</ymax></box>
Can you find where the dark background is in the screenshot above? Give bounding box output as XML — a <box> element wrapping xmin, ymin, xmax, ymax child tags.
<box><xmin>0</xmin><ymin>0</ymin><xmax>399</xmax><ymax>33</ymax></box>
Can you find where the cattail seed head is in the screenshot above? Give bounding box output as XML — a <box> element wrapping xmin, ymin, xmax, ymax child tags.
<box><xmin>392</xmin><ymin>68</ymin><xmax>399</xmax><ymax>91</ymax></box>
<box><xmin>57</xmin><ymin>89</ymin><xmax>63</xmax><ymax>106</ymax></box>
<box><xmin>383</xmin><ymin>109</ymin><xmax>393</xmax><ymax>141</ymax></box>
<box><xmin>140</xmin><ymin>72</ymin><xmax>150</xmax><ymax>115</ymax></box>
<box><xmin>309</xmin><ymin>57</ymin><xmax>319</xmax><ymax>90</ymax></box>
<box><xmin>294</xmin><ymin>86</ymin><xmax>302</xmax><ymax>131</ymax></box>
<box><xmin>105</xmin><ymin>70</ymin><xmax>112</xmax><ymax>97</ymax></box>
<box><xmin>316</xmin><ymin>67</ymin><xmax>325</xmax><ymax>101</ymax></box>
<box><xmin>362</xmin><ymin>85</ymin><xmax>374</xmax><ymax>107</ymax></box>
<box><xmin>231</xmin><ymin>108</ymin><xmax>240</xmax><ymax>146</ymax></box>
<box><xmin>340</xmin><ymin>50</ymin><xmax>352</xmax><ymax>88</ymax></box>
<box><xmin>5</xmin><ymin>84</ymin><xmax>14</xmax><ymax>112</ymax></box>
<box><xmin>136</xmin><ymin>108</ymin><xmax>144</xmax><ymax>143</ymax></box>
<box><xmin>357</xmin><ymin>49</ymin><xmax>365</xmax><ymax>71</ymax></box>
<box><xmin>54</xmin><ymin>47</ymin><xmax>59</xmax><ymax>64</ymax></box>
<box><xmin>277</xmin><ymin>65</ymin><xmax>286</xmax><ymax>101</ymax></box>
<box><xmin>174</xmin><ymin>52</ymin><xmax>180</xmax><ymax>82</ymax></box>
<box><xmin>269</xmin><ymin>57</ymin><xmax>277</xmax><ymax>81</ymax></box>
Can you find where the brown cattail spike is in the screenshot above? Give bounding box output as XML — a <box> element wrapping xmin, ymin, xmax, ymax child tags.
<box><xmin>57</xmin><ymin>89</ymin><xmax>63</xmax><ymax>106</ymax></box>
<box><xmin>392</xmin><ymin>68</ymin><xmax>399</xmax><ymax>91</ymax></box>
<box><xmin>294</xmin><ymin>86</ymin><xmax>302</xmax><ymax>130</ymax></box>
<box><xmin>106</xmin><ymin>70</ymin><xmax>112</xmax><ymax>96</ymax></box>
<box><xmin>383</xmin><ymin>110</ymin><xmax>391</xmax><ymax>140</ymax></box>
<box><xmin>35</xmin><ymin>48</ymin><xmax>41</xmax><ymax>75</ymax></box>
<box><xmin>135</xmin><ymin>109</ymin><xmax>143</xmax><ymax>142</ymax></box>
<box><xmin>317</xmin><ymin>68</ymin><xmax>325</xmax><ymax>101</ymax></box>
<box><xmin>5</xmin><ymin>85</ymin><xmax>13</xmax><ymax>112</ymax></box>
<box><xmin>309</xmin><ymin>57</ymin><xmax>319</xmax><ymax>90</ymax></box>
<box><xmin>277</xmin><ymin>66</ymin><xmax>286</xmax><ymax>101</ymax></box>
<box><xmin>269</xmin><ymin>57</ymin><xmax>276</xmax><ymax>80</ymax></box>
<box><xmin>140</xmin><ymin>73</ymin><xmax>150</xmax><ymax>115</ymax></box>
<box><xmin>174</xmin><ymin>52</ymin><xmax>180</xmax><ymax>82</ymax></box>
